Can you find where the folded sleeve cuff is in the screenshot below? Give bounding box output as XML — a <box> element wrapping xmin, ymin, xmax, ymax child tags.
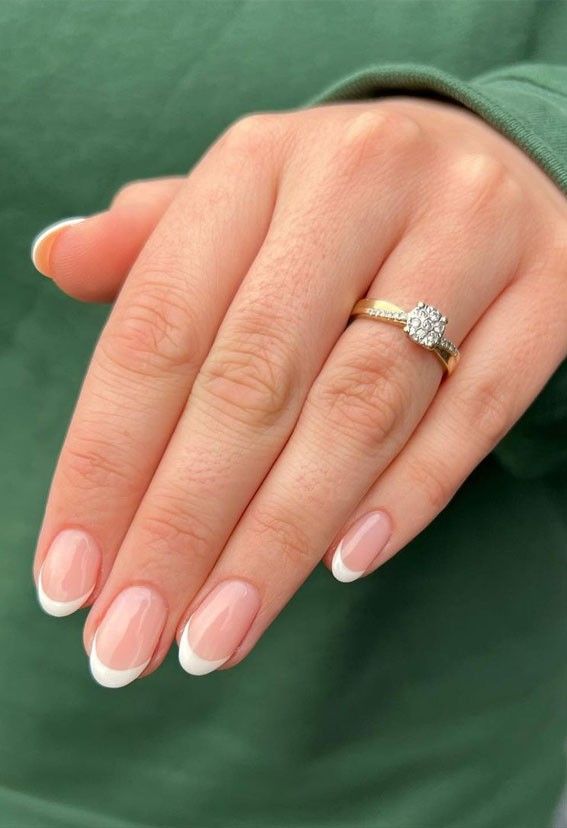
<box><xmin>302</xmin><ymin>62</ymin><xmax>567</xmax><ymax>197</ymax></box>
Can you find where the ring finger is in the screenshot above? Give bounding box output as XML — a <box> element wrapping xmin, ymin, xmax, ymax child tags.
<box><xmin>323</xmin><ymin>251</ymin><xmax>567</xmax><ymax>579</ymax></box>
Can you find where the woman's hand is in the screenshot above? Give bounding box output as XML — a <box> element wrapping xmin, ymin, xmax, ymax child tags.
<box><xmin>32</xmin><ymin>98</ymin><xmax>567</xmax><ymax>687</ymax></box>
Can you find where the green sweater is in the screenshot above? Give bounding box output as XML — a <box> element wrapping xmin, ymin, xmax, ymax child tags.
<box><xmin>1</xmin><ymin>2</ymin><xmax>566</xmax><ymax>827</ymax></box>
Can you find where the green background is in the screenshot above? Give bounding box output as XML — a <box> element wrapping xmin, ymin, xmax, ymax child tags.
<box><xmin>1</xmin><ymin>2</ymin><xmax>566</xmax><ymax>826</ymax></box>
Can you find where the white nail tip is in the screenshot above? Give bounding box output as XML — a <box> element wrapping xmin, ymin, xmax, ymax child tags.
<box><xmin>89</xmin><ymin>633</ymin><xmax>149</xmax><ymax>689</ymax></box>
<box><xmin>331</xmin><ymin>547</ymin><xmax>365</xmax><ymax>583</ymax></box>
<box><xmin>37</xmin><ymin>568</ymin><xmax>94</xmax><ymax>617</ymax></box>
<box><xmin>30</xmin><ymin>216</ymin><xmax>86</xmax><ymax>269</ymax></box>
<box><xmin>178</xmin><ymin>620</ymin><xmax>228</xmax><ymax>676</ymax></box>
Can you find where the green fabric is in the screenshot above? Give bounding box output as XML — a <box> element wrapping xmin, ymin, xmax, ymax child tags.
<box><xmin>1</xmin><ymin>2</ymin><xmax>566</xmax><ymax>827</ymax></box>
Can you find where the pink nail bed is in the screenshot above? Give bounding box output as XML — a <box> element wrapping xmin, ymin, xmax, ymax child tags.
<box><xmin>89</xmin><ymin>586</ymin><xmax>167</xmax><ymax>689</ymax></box>
<box><xmin>37</xmin><ymin>529</ymin><xmax>101</xmax><ymax>617</ymax></box>
<box><xmin>179</xmin><ymin>580</ymin><xmax>260</xmax><ymax>676</ymax></box>
<box><xmin>332</xmin><ymin>510</ymin><xmax>392</xmax><ymax>583</ymax></box>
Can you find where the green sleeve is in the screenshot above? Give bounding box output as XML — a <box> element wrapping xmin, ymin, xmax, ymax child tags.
<box><xmin>302</xmin><ymin>62</ymin><xmax>567</xmax><ymax>478</ymax></box>
<box><xmin>303</xmin><ymin>62</ymin><xmax>567</xmax><ymax>194</ymax></box>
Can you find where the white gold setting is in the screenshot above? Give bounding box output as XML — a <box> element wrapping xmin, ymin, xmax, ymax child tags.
<box><xmin>404</xmin><ymin>301</ymin><xmax>447</xmax><ymax>349</ymax></box>
<box><xmin>353</xmin><ymin>299</ymin><xmax>460</xmax><ymax>373</ymax></box>
<box><xmin>365</xmin><ymin>308</ymin><xmax>406</xmax><ymax>322</ymax></box>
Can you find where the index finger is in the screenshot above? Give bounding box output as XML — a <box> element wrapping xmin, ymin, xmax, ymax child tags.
<box><xmin>34</xmin><ymin>116</ymin><xmax>280</xmax><ymax>615</ymax></box>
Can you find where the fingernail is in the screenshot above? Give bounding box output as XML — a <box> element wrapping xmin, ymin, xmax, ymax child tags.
<box><xmin>30</xmin><ymin>216</ymin><xmax>86</xmax><ymax>277</ymax></box>
<box><xmin>89</xmin><ymin>586</ymin><xmax>167</xmax><ymax>689</ymax></box>
<box><xmin>37</xmin><ymin>529</ymin><xmax>101</xmax><ymax>617</ymax></box>
<box><xmin>179</xmin><ymin>580</ymin><xmax>260</xmax><ymax>676</ymax></box>
<box><xmin>331</xmin><ymin>510</ymin><xmax>392</xmax><ymax>583</ymax></box>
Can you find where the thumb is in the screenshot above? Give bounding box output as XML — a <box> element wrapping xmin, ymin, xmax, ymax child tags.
<box><xmin>30</xmin><ymin>176</ymin><xmax>185</xmax><ymax>303</ymax></box>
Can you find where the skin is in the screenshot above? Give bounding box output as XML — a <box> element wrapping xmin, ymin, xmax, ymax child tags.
<box><xmin>33</xmin><ymin>97</ymin><xmax>567</xmax><ymax>675</ymax></box>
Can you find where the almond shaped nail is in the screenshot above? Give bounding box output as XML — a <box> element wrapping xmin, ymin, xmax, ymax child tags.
<box><xmin>37</xmin><ymin>529</ymin><xmax>101</xmax><ymax>617</ymax></box>
<box><xmin>178</xmin><ymin>618</ymin><xmax>229</xmax><ymax>676</ymax></box>
<box><xmin>89</xmin><ymin>586</ymin><xmax>167</xmax><ymax>689</ymax></box>
<box><xmin>332</xmin><ymin>510</ymin><xmax>392</xmax><ymax>583</ymax></box>
<box><xmin>178</xmin><ymin>580</ymin><xmax>260</xmax><ymax>676</ymax></box>
<box><xmin>89</xmin><ymin>631</ymin><xmax>152</xmax><ymax>689</ymax></box>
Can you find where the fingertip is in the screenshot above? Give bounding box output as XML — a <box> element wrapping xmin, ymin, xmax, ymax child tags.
<box><xmin>330</xmin><ymin>546</ymin><xmax>365</xmax><ymax>583</ymax></box>
<box><xmin>31</xmin><ymin>176</ymin><xmax>185</xmax><ymax>303</ymax></box>
<box><xmin>36</xmin><ymin>564</ymin><xmax>94</xmax><ymax>617</ymax></box>
<box><xmin>89</xmin><ymin>632</ymin><xmax>149</xmax><ymax>689</ymax></box>
<box><xmin>178</xmin><ymin>619</ymin><xmax>228</xmax><ymax>676</ymax></box>
<box><xmin>50</xmin><ymin>210</ymin><xmax>128</xmax><ymax>302</ymax></box>
<box><xmin>30</xmin><ymin>216</ymin><xmax>87</xmax><ymax>278</ymax></box>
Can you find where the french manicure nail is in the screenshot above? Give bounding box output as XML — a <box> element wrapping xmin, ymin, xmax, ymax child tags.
<box><xmin>332</xmin><ymin>510</ymin><xmax>392</xmax><ymax>583</ymax></box>
<box><xmin>37</xmin><ymin>529</ymin><xmax>101</xmax><ymax>617</ymax></box>
<box><xmin>89</xmin><ymin>586</ymin><xmax>167</xmax><ymax>689</ymax></box>
<box><xmin>30</xmin><ymin>216</ymin><xmax>86</xmax><ymax>277</ymax></box>
<box><xmin>178</xmin><ymin>580</ymin><xmax>260</xmax><ymax>676</ymax></box>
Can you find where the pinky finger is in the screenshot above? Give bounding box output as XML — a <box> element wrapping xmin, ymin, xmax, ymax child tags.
<box><xmin>325</xmin><ymin>262</ymin><xmax>567</xmax><ymax>581</ymax></box>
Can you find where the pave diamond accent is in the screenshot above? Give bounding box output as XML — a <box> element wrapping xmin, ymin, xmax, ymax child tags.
<box><xmin>438</xmin><ymin>337</ymin><xmax>459</xmax><ymax>356</ymax></box>
<box><xmin>404</xmin><ymin>302</ymin><xmax>447</xmax><ymax>349</ymax></box>
<box><xmin>367</xmin><ymin>308</ymin><xmax>406</xmax><ymax>322</ymax></box>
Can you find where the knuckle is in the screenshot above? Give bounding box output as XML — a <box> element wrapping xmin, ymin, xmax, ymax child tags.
<box><xmin>497</xmin><ymin>169</ymin><xmax>524</xmax><ymax>210</ymax></box>
<box><xmin>141</xmin><ymin>495</ymin><xmax>212</xmax><ymax>563</ymax></box>
<box><xmin>61</xmin><ymin>432</ymin><xmax>135</xmax><ymax>493</ymax></box>
<box><xmin>448</xmin><ymin>153</ymin><xmax>516</xmax><ymax>214</ymax></box>
<box><xmin>221</xmin><ymin>112</ymin><xmax>285</xmax><ymax>160</ymax></box>
<box><xmin>110</xmin><ymin>179</ymin><xmax>148</xmax><ymax>207</ymax></box>
<box><xmin>334</xmin><ymin>107</ymin><xmax>423</xmax><ymax>175</ymax></box>
<box><xmin>531</xmin><ymin>217</ymin><xmax>567</xmax><ymax>276</ymax></box>
<box><xmin>197</xmin><ymin>324</ymin><xmax>299</xmax><ymax>429</ymax></box>
<box><xmin>310</xmin><ymin>347</ymin><xmax>410</xmax><ymax>452</ymax></box>
<box><xmin>251</xmin><ymin>507</ymin><xmax>312</xmax><ymax>574</ymax></box>
<box><xmin>513</xmin><ymin>217</ymin><xmax>565</xmax><ymax>303</ymax></box>
<box><xmin>404</xmin><ymin>451</ymin><xmax>452</xmax><ymax>515</ymax></box>
<box><xmin>455</xmin><ymin>375</ymin><xmax>512</xmax><ymax>449</ymax></box>
<box><xmin>101</xmin><ymin>279</ymin><xmax>201</xmax><ymax>377</ymax></box>
<box><xmin>545</xmin><ymin>221</ymin><xmax>567</xmax><ymax>259</ymax></box>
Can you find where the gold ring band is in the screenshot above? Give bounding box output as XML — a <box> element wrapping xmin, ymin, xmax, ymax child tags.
<box><xmin>351</xmin><ymin>299</ymin><xmax>460</xmax><ymax>375</ymax></box>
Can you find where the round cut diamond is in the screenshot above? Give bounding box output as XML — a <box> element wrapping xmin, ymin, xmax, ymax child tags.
<box><xmin>404</xmin><ymin>302</ymin><xmax>446</xmax><ymax>348</ymax></box>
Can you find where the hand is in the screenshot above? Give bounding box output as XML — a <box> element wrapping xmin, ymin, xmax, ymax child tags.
<box><xmin>32</xmin><ymin>97</ymin><xmax>567</xmax><ymax>687</ymax></box>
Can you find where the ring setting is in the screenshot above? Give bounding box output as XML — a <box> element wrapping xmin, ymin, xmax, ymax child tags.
<box><xmin>351</xmin><ymin>299</ymin><xmax>460</xmax><ymax>374</ymax></box>
<box><xmin>404</xmin><ymin>302</ymin><xmax>447</xmax><ymax>349</ymax></box>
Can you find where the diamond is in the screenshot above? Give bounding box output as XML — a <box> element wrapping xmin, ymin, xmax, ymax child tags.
<box><xmin>404</xmin><ymin>303</ymin><xmax>447</xmax><ymax>349</ymax></box>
